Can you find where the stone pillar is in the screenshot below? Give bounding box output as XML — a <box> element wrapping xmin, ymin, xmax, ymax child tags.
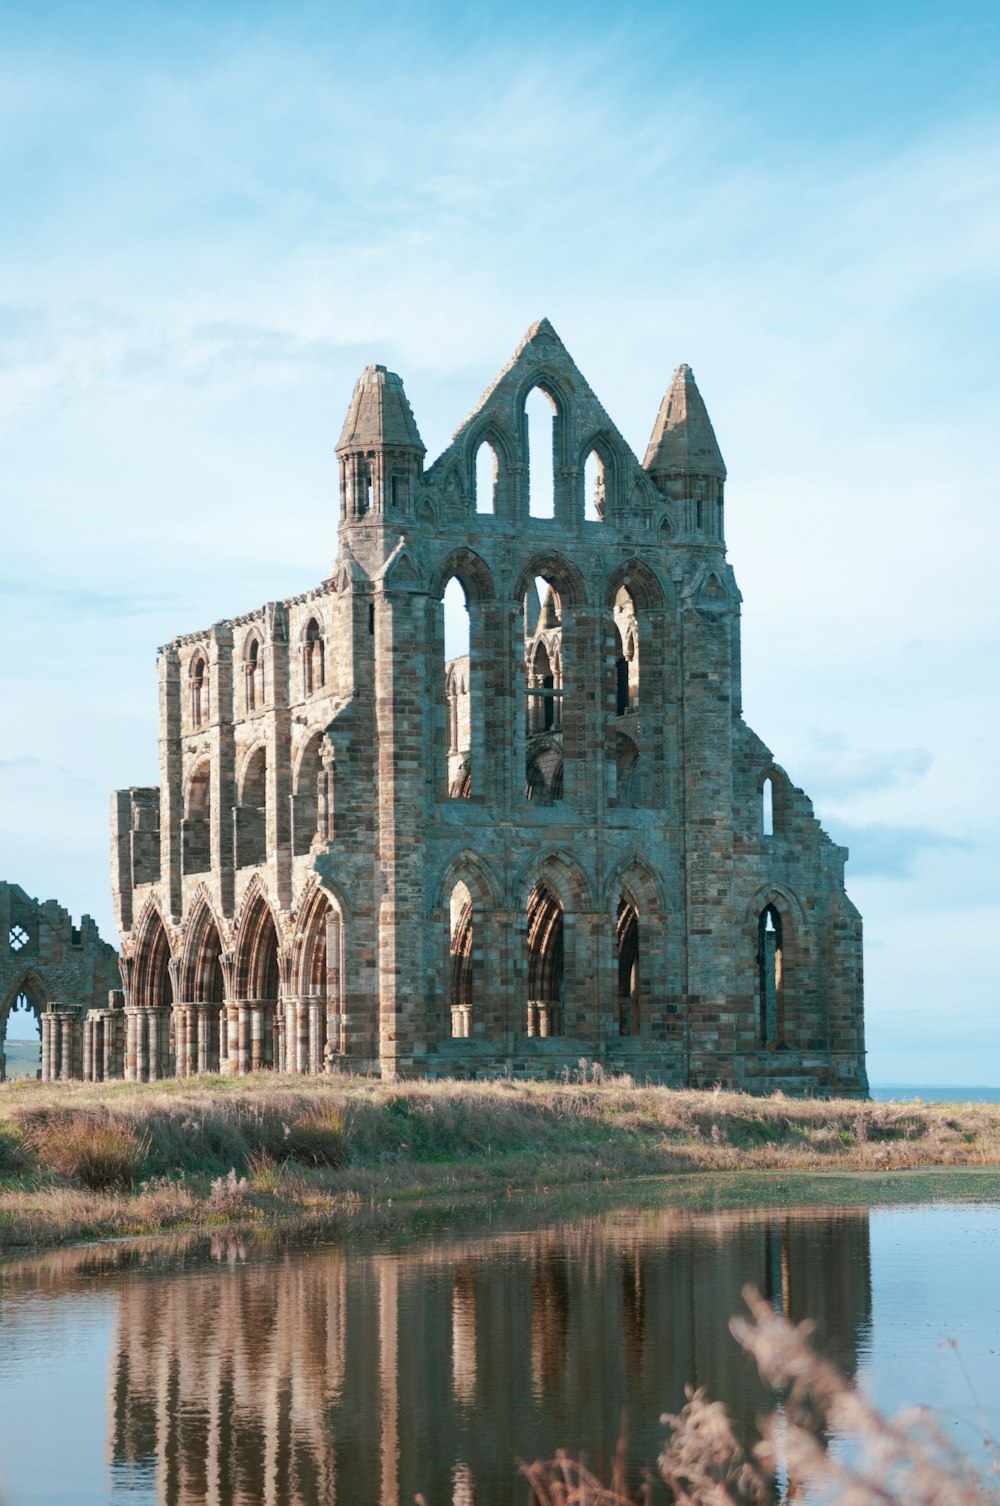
<box><xmin>135</xmin><ymin>1010</ymin><xmax>148</xmax><ymax>1082</ymax></box>
<box><xmin>274</xmin><ymin>1005</ymin><xmax>285</xmax><ymax>1073</ymax></box>
<box><xmin>307</xmin><ymin>999</ymin><xmax>320</xmax><ymax>1075</ymax></box>
<box><xmin>197</xmin><ymin>1006</ymin><xmax>209</xmax><ymax>1075</ymax></box>
<box><xmin>40</xmin><ymin>1015</ymin><xmax>50</xmax><ymax>1082</ymax></box>
<box><xmin>237</xmin><ymin>1003</ymin><xmax>250</xmax><ymax>1074</ymax></box>
<box><xmin>82</xmin><ymin>1018</ymin><xmax>93</xmax><ymax>1082</ymax></box>
<box><xmin>225</xmin><ymin>1003</ymin><xmax>239</xmax><ymax>1074</ymax></box>
<box><xmin>295</xmin><ymin>999</ymin><xmax>309</xmax><ymax>1076</ymax></box>
<box><xmin>250</xmin><ymin>1003</ymin><xmax>263</xmax><ymax>1071</ymax></box>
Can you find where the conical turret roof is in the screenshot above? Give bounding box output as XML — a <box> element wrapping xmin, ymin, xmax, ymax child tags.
<box><xmin>643</xmin><ymin>364</ymin><xmax>725</xmax><ymax>479</ymax></box>
<box><xmin>336</xmin><ymin>364</ymin><xmax>425</xmax><ymax>455</ymax></box>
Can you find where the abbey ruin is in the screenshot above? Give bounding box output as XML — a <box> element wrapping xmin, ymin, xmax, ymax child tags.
<box><xmin>93</xmin><ymin>320</ymin><xmax>866</xmax><ymax>1094</ymax></box>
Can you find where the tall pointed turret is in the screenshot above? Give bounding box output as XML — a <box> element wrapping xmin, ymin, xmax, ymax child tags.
<box><xmin>643</xmin><ymin>364</ymin><xmax>726</xmax><ymax>540</ymax></box>
<box><xmin>336</xmin><ymin>364</ymin><xmax>425</xmax><ymax>523</ymax></box>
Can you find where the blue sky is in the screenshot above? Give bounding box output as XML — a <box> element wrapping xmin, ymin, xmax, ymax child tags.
<box><xmin>1</xmin><ymin>0</ymin><xmax>997</xmax><ymax>1081</ymax></box>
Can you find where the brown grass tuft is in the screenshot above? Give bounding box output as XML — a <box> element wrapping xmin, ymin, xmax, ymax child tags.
<box><xmin>21</xmin><ymin>1110</ymin><xmax>146</xmax><ymax>1191</ymax></box>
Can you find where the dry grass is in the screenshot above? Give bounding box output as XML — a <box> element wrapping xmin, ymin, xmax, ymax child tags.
<box><xmin>0</xmin><ymin>1074</ymin><xmax>996</xmax><ymax>1250</ymax></box>
<box><xmin>522</xmin><ymin>1289</ymin><xmax>1000</xmax><ymax>1504</ymax></box>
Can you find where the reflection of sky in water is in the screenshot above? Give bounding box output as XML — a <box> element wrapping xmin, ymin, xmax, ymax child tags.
<box><xmin>860</xmin><ymin>1206</ymin><xmax>1000</xmax><ymax>1450</ymax></box>
<box><xmin>0</xmin><ymin>1293</ymin><xmax>116</xmax><ymax>1506</ymax></box>
<box><xmin>0</xmin><ymin>1202</ymin><xmax>994</xmax><ymax>1505</ymax></box>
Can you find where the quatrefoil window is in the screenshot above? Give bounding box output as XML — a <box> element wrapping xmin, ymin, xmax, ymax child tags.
<box><xmin>8</xmin><ymin>925</ymin><xmax>29</xmax><ymax>953</ymax></box>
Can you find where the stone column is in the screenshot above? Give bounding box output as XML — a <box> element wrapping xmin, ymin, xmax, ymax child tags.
<box><xmin>196</xmin><ymin>1006</ymin><xmax>208</xmax><ymax>1075</ymax></box>
<box><xmin>225</xmin><ymin>1003</ymin><xmax>239</xmax><ymax>1074</ymax></box>
<box><xmin>135</xmin><ymin>1010</ymin><xmax>148</xmax><ymax>1082</ymax></box>
<box><xmin>82</xmin><ymin>1018</ymin><xmax>93</xmax><ymax>1082</ymax></box>
<box><xmin>93</xmin><ymin>1017</ymin><xmax>104</xmax><ymax>1081</ymax></box>
<box><xmin>237</xmin><ymin>1003</ymin><xmax>250</xmax><ymax>1074</ymax></box>
<box><xmin>309</xmin><ymin>999</ymin><xmax>322</xmax><ymax>1075</ymax></box>
<box><xmin>250</xmin><ymin>1003</ymin><xmax>263</xmax><ymax>1072</ymax></box>
<box><xmin>295</xmin><ymin>999</ymin><xmax>309</xmax><ymax>1076</ymax></box>
<box><xmin>274</xmin><ymin>1005</ymin><xmax>285</xmax><ymax>1073</ymax></box>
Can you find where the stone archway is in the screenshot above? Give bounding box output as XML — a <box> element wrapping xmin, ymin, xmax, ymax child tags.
<box><xmin>0</xmin><ymin>979</ymin><xmax>43</xmax><ymax>1082</ymax></box>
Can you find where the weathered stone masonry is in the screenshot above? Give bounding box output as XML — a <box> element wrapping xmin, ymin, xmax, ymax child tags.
<box><xmin>1</xmin><ymin>882</ymin><xmax>120</xmax><ymax>1081</ymax></box>
<box><xmin>103</xmin><ymin>320</ymin><xmax>866</xmax><ymax>1094</ymax></box>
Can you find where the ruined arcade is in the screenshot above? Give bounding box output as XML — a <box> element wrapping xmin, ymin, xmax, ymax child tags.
<box><xmin>104</xmin><ymin>321</ymin><xmax>867</xmax><ymax>1094</ymax></box>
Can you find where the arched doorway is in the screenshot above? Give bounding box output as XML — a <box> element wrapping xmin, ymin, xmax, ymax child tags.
<box><xmin>285</xmin><ymin>887</ymin><xmax>343</xmax><ymax>1073</ymax></box>
<box><xmin>1</xmin><ymin>986</ymin><xmax>42</xmax><ymax>1081</ymax></box>
<box><xmin>233</xmin><ymin>892</ymin><xmax>280</xmax><ymax>1073</ymax></box>
<box><xmin>178</xmin><ymin>903</ymin><xmax>226</xmax><ymax>1075</ymax></box>
<box><xmin>526</xmin><ymin>882</ymin><xmax>563</xmax><ymax>1037</ymax></box>
<box><xmin>131</xmin><ymin>908</ymin><xmax>173</xmax><ymax>1080</ymax></box>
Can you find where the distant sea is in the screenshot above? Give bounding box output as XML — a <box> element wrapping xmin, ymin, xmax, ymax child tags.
<box><xmin>871</xmin><ymin>1084</ymin><xmax>1000</xmax><ymax>1103</ymax></box>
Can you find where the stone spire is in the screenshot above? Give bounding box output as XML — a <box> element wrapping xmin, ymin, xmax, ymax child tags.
<box><xmin>336</xmin><ymin>364</ymin><xmax>425</xmax><ymax>524</ymax></box>
<box><xmin>336</xmin><ymin>364</ymin><xmax>425</xmax><ymax>457</ymax></box>
<box><xmin>643</xmin><ymin>364</ymin><xmax>726</xmax><ymax>485</ymax></box>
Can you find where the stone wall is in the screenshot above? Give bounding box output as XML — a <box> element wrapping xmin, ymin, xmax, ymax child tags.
<box><xmin>107</xmin><ymin>320</ymin><xmax>867</xmax><ymax>1096</ymax></box>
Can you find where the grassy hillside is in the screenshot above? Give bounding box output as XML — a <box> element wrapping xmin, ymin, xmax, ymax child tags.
<box><xmin>0</xmin><ymin>1074</ymin><xmax>997</xmax><ymax>1251</ymax></box>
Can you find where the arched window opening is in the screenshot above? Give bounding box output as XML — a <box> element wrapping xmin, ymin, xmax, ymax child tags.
<box><xmin>475</xmin><ymin>441</ymin><xmax>497</xmax><ymax>515</ymax></box>
<box><xmin>236</xmin><ymin>748</ymin><xmax>267</xmax><ymax>868</ymax></box>
<box><xmin>190</xmin><ymin>656</ymin><xmax>207</xmax><ymax>728</ymax></box>
<box><xmin>2</xmin><ymin>992</ymin><xmax>41</xmax><ymax>1081</ymax></box>
<box><xmin>182</xmin><ymin>761</ymin><xmax>211</xmax><ymax>875</ymax></box>
<box><xmin>303</xmin><ymin>618</ymin><xmax>325</xmax><ymax>696</ymax></box>
<box><xmin>234</xmin><ymin>896</ymin><xmax>280</xmax><ymax>1073</ymax></box>
<box><xmin>180</xmin><ymin>909</ymin><xmax>225</xmax><ymax>1075</ymax></box>
<box><xmin>613</xmin><ymin>586</ymin><xmax>639</xmax><ymax>714</ymax></box>
<box><xmin>758</xmin><ymin>906</ymin><xmax>784</xmax><ymax>1048</ymax></box>
<box><xmin>293</xmin><ymin>734</ymin><xmax>326</xmax><ymax>856</ymax></box>
<box><xmin>450</xmin><ymin>882</ymin><xmax>474</xmax><ymax>1038</ymax></box>
<box><xmin>244</xmin><ymin>636</ymin><xmax>263</xmax><ymax>713</ymax></box>
<box><xmin>584</xmin><ymin>450</ymin><xmax>605</xmax><ymax>522</ymax></box>
<box><xmin>616</xmin><ymin>896</ymin><xmax>640</xmax><ymax>1036</ymax></box>
<box><xmin>762</xmin><ymin>776</ymin><xmax>774</xmax><ymax>837</ymax></box>
<box><xmin>286</xmin><ymin>891</ymin><xmax>341</xmax><ymax>1073</ymax></box>
<box><xmin>526</xmin><ymin>882</ymin><xmax>563</xmax><ymax>1037</ymax></box>
<box><xmin>133</xmin><ymin>911</ymin><xmax>172</xmax><ymax>1081</ymax></box>
<box><xmin>443</xmin><ymin>577</ymin><xmax>472</xmax><ymax>799</ymax></box>
<box><xmin>526</xmin><ymin>387</ymin><xmax>556</xmax><ymax>519</ymax></box>
<box><xmin>524</xmin><ymin>578</ymin><xmax>563</xmax><ymax>802</ymax></box>
<box><xmin>529</xmin><ymin>641</ymin><xmax>555</xmax><ymax>733</ymax></box>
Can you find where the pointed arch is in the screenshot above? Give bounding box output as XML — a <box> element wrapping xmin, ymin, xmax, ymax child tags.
<box><xmin>292</xmin><ymin>730</ymin><xmax>326</xmax><ymax>855</ymax></box>
<box><xmin>430</xmin><ymin>548</ymin><xmax>495</xmax><ymax>604</ymax></box>
<box><xmin>514</xmin><ymin>850</ymin><xmax>595</xmax><ymax>914</ymax></box>
<box><xmin>182</xmin><ymin>758</ymin><xmax>211</xmax><ymax>875</ymax></box>
<box><xmin>132</xmin><ymin>902</ymin><xmax>173</xmax><ymax>1012</ymax></box>
<box><xmin>243</xmin><ymin>630</ymin><xmax>264</xmax><ymax>713</ymax></box>
<box><xmin>512</xmin><ymin>552</ymin><xmax>587</xmax><ymax>609</ymax></box>
<box><xmin>0</xmin><ymin>967</ymin><xmax>47</xmax><ymax>1026</ymax></box>
<box><xmin>236</xmin><ymin>744</ymin><xmax>267</xmax><ymax>868</ymax></box>
<box><xmin>286</xmin><ymin>882</ymin><xmax>344</xmax><ymax>1072</ymax></box>
<box><xmin>233</xmin><ymin>888</ymin><xmax>280</xmax><ymax>1002</ymax></box>
<box><xmin>604</xmin><ymin>559</ymin><xmax>667</xmax><ymax>612</ymax></box>
<box><xmin>302</xmin><ymin>616</ymin><xmax>326</xmax><ymax>695</ymax></box>
<box><xmin>179</xmin><ymin>896</ymin><xmax>226</xmax><ymax>1005</ymax></box>
<box><xmin>435</xmin><ymin>849</ymin><xmax>503</xmax><ymax>913</ymax></box>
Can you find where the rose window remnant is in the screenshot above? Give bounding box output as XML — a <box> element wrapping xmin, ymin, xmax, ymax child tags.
<box><xmin>9</xmin><ymin>925</ymin><xmax>29</xmax><ymax>953</ymax></box>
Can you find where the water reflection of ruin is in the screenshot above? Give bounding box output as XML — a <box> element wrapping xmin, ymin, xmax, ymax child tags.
<box><xmin>100</xmin><ymin>1209</ymin><xmax>872</xmax><ymax>1506</ymax></box>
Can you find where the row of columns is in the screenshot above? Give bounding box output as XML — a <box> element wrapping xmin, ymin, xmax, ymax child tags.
<box><xmin>38</xmin><ymin>999</ymin><xmax>340</xmax><ymax>1083</ymax></box>
<box><xmin>82</xmin><ymin>1009</ymin><xmax>126</xmax><ymax>1081</ymax></box>
<box><xmin>40</xmin><ymin>1010</ymin><xmax>83</xmax><ymax>1081</ymax></box>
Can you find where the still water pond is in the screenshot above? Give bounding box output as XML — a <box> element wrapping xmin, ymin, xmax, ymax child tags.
<box><xmin>0</xmin><ymin>1197</ymin><xmax>998</xmax><ymax>1505</ymax></box>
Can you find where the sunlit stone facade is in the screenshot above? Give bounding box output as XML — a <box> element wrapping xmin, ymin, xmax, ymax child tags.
<box><xmin>106</xmin><ymin>320</ymin><xmax>867</xmax><ymax>1093</ymax></box>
